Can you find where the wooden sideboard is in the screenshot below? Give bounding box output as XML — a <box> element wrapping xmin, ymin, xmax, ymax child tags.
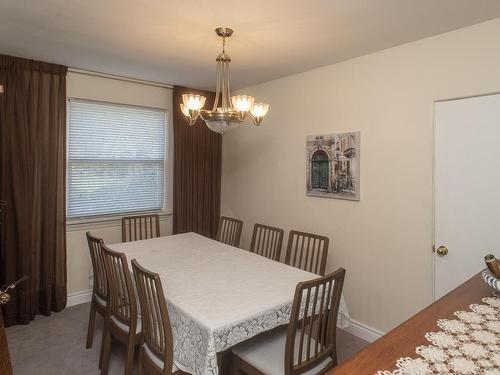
<box><xmin>330</xmin><ymin>272</ymin><xmax>493</xmax><ymax>374</ymax></box>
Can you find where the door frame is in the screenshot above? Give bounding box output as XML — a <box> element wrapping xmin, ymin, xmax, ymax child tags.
<box><xmin>432</xmin><ymin>90</ymin><xmax>500</xmax><ymax>301</ymax></box>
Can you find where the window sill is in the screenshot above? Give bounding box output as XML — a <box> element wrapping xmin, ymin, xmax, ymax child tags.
<box><xmin>66</xmin><ymin>211</ymin><xmax>173</xmax><ymax>231</ymax></box>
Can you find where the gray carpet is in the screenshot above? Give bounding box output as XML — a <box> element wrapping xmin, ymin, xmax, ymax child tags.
<box><xmin>6</xmin><ymin>303</ymin><xmax>368</xmax><ymax>374</ymax></box>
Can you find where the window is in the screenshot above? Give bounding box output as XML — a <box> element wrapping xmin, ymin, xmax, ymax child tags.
<box><xmin>67</xmin><ymin>99</ymin><xmax>166</xmax><ymax>219</ymax></box>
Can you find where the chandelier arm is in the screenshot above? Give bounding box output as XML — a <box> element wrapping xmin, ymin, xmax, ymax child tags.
<box><xmin>225</xmin><ymin>60</ymin><xmax>231</xmax><ymax>109</ymax></box>
<box><xmin>221</xmin><ymin>61</ymin><xmax>228</xmax><ymax>108</ymax></box>
<box><xmin>248</xmin><ymin>112</ymin><xmax>263</xmax><ymax>126</ymax></box>
<box><xmin>213</xmin><ymin>60</ymin><xmax>221</xmax><ymax>111</ymax></box>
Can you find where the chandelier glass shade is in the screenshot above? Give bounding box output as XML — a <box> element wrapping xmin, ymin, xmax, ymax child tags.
<box><xmin>181</xmin><ymin>27</ymin><xmax>269</xmax><ymax>134</ymax></box>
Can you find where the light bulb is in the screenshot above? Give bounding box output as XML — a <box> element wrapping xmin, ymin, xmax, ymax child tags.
<box><xmin>231</xmin><ymin>95</ymin><xmax>255</xmax><ymax>112</ymax></box>
<box><xmin>182</xmin><ymin>94</ymin><xmax>206</xmax><ymax>110</ymax></box>
<box><xmin>250</xmin><ymin>103</ymin><xmax>269</xmax><ymax>118</ymax></box>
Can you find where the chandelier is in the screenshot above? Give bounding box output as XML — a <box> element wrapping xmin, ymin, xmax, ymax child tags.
<box><xmin>180</xmin><ymin>27</ymin><xmax>269</xmax><ymax>134</ymax></box>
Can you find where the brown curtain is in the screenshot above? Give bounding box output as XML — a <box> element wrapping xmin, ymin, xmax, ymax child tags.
<box><xmin>173</xmin><ymin>86</ymin><xmax>222</xmax><ymax>238</ymax></box>
<box><xmin>0</xmin><ymin>54</ymin><xmax>67</xmax><ymax>326</ymax></box>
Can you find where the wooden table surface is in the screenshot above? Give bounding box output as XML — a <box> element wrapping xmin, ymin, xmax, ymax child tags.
<box><xmin>330</xmin><ymin>271</ymin><xmax>494</xmax><ymax>374</ymax></box>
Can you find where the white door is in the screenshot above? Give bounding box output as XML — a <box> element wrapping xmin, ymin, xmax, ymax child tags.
<box><xmin>434</xmin><ymin>93</ymin><xmax>500</xmax><ymax>300</ymax></box>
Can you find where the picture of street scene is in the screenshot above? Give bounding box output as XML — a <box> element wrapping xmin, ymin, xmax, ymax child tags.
<box><xmin>306</xmin><ymin>132</ymin><xmax>360</xmax><ymax>200</ymax></box>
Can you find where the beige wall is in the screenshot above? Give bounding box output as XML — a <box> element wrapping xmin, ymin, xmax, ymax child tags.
<box><xmin>66</xmin><ymin>72</ymin><xmax>173</xmax><ymax>296</ymax></box>
<box><xmin>221</xmin><ymin>19</ymin><xmax>500</xmax><ymax>333</ymax></box>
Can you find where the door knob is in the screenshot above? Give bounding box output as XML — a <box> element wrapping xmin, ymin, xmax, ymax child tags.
<box><xmin>435</xmin><ymin>245</ymin><xmax>448</xmax><ymax>256</ymax></box>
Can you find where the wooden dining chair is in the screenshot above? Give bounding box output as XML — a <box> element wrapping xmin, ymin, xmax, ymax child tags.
<box><xmin>216</xmin><ymin>216</ymin><xmax>243</xmax><ymax>247</ymax></box>
<box><xmin>101</xmin><ymin>245</ymin><xmax>142</xmax><ymax>375</ymax></box>
<box><xmin>122</xmin><ymin>214</ymin><xmax>161</xmax><ymax>242</ymax></box>
<box><xmin>132</xmin><ymin>259</ymin><xmax>182</xmax><ymax>375</ymax></box>
<box><xmin>285</xmin><ymin>231</ymin><xmax>329</xmax><ymax>276</ymax></box>
<box><xmin>250</xmin><ymin>223</ymin><xmax>284</xmax><ymax>261</ymax></box>
<box><xmin>85</xmin><ymin>232</ymin><xmax>108</xmax><ymax>352</ymax></box>
<box><xmin>232</xmin><ymin>268</ymin><xmax>346</xmax><ymax>375</ymax></box>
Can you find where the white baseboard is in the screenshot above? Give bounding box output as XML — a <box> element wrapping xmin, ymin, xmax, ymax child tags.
<box><xmin>67</xmin><ymin>290</ymin><xmax>92</xmax><ymax>307</ymax></box>
<box><xmin>344</xmin><ymin>319</ymin><xmax>385</xmax><ymax>343</ymax></box>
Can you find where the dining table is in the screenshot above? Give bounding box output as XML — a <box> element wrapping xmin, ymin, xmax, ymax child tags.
<box><xmin>108</xmin><ymin>232</ymin><xmax>350</xmax><ymax>375</ymax></box>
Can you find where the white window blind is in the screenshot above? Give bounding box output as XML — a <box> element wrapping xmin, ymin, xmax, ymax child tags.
<box><xmin>67</xmin><ymin>99</ymin><xmax>166</xmax><ymax>218</ymax></box>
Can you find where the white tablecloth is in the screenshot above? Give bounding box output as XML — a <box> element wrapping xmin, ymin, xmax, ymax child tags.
<box><xmin>109</xmin><ymin>232</ymin><xmax>350</xmax><ymax>375</ymax></box>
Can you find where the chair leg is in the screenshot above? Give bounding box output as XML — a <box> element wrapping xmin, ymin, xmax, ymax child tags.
<box><xmin>124</xmin><ymin>335</ymin><xmax>135</xmax><ymax>375</ymax></box>
<box><xmin>99</xmin><ymin>315</ymin><xmax>108</xmax><ymax>369</ymax></box>
<box><xmin>232</xmin><ymin>355</ymin><xmax>241</xmax><ymax>375</ymax></box>
<box><xmin>137</xmin><ymin>349</ymin><xmax>144</xmax><ymax>375</ymax></box>
<box><xmin>100</xmin><ymin>329</ymin><xmax>112</xmax><ymax>375</ymax></box>
<box><xmin>331</xmin><ymin>350</ymin><xmax>338</xmax><ymax>367</ymax></box>
<box><xmin>86</xmin><ymin>301</ymin><xmax>96</xmax><ymax>349</ymax></box>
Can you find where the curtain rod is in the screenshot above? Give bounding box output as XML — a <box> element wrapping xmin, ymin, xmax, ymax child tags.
<box><xmin>68</xmin><ymin>67</ymin><xmax>174</xmax><ymax>89</ymax></box>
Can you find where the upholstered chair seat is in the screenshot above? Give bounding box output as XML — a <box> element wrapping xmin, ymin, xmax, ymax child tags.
<box><xmin>143</xmin><ymin>343</ymin><xmax>180</xmax><ymax>373</ymax></box>
<box><xmin>94</xmin><ymin>294</ymin><xmax>107</xmax><ymax>308</ymax></box>
<box><xmin>232</xmin><ymin>326</ymin><xmax>333</xmax><ymax>375</ymax></box>
<box><xmin>110</xmin><ymin>316</ymin><xmax>142</xmax><ymax>334</ymax></box>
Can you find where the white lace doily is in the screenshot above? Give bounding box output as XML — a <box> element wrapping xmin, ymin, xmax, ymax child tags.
<box><xmin>376</xmin><ymin>295</ymin><xmax>500</xmax><ymax>375</ymax></box>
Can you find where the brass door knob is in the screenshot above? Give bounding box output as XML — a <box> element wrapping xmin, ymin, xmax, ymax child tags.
<box><xmin>435</xmin><ymin>245</ymin><xmax>448</xmax><ymax>256</ymax></box>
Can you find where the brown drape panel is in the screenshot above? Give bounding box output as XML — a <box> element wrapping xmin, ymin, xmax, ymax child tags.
<box><xmin>173</xmin><ymin>86</ymin><xmax>222</xmax><ymax>238</ymax></box>
<box><xmin>0</xmin><ymin>54</ymin><xmax>67</xmax><ymax>326</ymax></box>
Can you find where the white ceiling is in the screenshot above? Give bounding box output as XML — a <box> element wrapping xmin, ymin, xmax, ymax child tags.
<box><xmin>1</xmin><ymin>0</ymin><xmax>500</xmax><ymax>90</ymax></box>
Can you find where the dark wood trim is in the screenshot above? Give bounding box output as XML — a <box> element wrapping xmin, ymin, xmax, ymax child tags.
<box><xmin>101</xmin><ymin>244</ymin><xmax>142</xmax><ymax>375</ymax></box>
<box><xmin>132</xmin><ymin>259</ymin><xmax>181</xmax><ymax>375</ymax></box>
<box><xmin>330</xmin><ymin>271</ymin><xmax>494</xmax><ymax>374</ymax></box>
<box><xmin>85</xmin><ymin>232</ymin><xmax>107</xmax><ymax>352</ymax></box>
<box><xmin>285</xmin><ymin>230</ymin><xmax>329</xmax><ymax>276</ymax></box>
<box><xmin>249</xmin><ymin>223</ymin><xmax>284</xmax><ymax>261</ymax></box>
<box><xmin>0</xmin><ymin>308</ymin><xmax>12</xmax><ymax>375</ymax></box>
<box><xmin>122</xmin><ymin>214</ymin><xmax>161</xmax><ymax>242</ymax></box>
<box><xmin>216</xmin><ymin>216</ymin><xmax>243</xmax><ymax>248</ymax></box>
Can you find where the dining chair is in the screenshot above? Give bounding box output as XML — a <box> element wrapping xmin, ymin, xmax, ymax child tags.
<box><xmin>85</xmin><ymin>232</ymin><xmax>108</xmax><ymax>353</ymax></box>
<box><xmin>232</xmin><ymin>267</ymin><xmax>346</xmax><ymax>375</ymax></box>
<box><xmin>216</xmin><ymin>216</ymin><xmax>243</xmax><ymax>247</ymax></box>
<box><xmin>132</xmin><ymin>259</ymin><xmax>182</xmax><ymax>375</ymax></box>
<box><xmin>250</xmin><ymin>223</ymin><xmax>284</xmax><ymax>261</ymax></box>
<box><xmin>122</xmin><ymin>214</ymin><xmax>161</xmax><ymax>242</ymax></box>
<box><xmin>285</xmin><ymin>231</ymin><xmax>329</xmax><ymax>276</ymax></box>
<box><xmin>101</xmin><ymin>244</ymin><xmax>142</xmax><ymax>375</ymax></box>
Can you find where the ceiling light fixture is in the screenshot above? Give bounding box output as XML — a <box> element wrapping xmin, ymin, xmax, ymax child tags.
<box><xmin>181</xmin><ymin>27</ymin><xmax>269</xmax><ymax>134</ymax></box>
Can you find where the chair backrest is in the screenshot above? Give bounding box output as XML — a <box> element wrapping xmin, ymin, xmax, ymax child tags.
<box><xmin>216</xmin><ymin>216</ymin><xmax>243</xmax><ymax>247</ymax></box>
<box><xmin>250</xmin><ymin>223</ymin><xmax>284</xmax><ymax>261</ymax></box>
<box><xmin>132</xmin><ymin>259</ymin><xmax>174</xmax><ymax>374</ymax></box>
<box><xmin>285</xmin><ymin>268</ymin><xmax>346</xmax><ymax>375</ymax></box>
<box><xmin>122</xmin><ymin>214</ymin><xmax>161</xmax><ymax>242</ymax></box>
<box><xmin>285</xmin><ymin>230</ymin><xmax>329</xmax><ymax>276</ymax></box>
<box><xmin>86</xmin><ymin>232</ymin><xmax>107</xmax><ymax>301</ymax></box>
<box><xmin>101</xmin><ymin>244</ymin><xmax>138</xmax><ymax>331</ymax></box>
